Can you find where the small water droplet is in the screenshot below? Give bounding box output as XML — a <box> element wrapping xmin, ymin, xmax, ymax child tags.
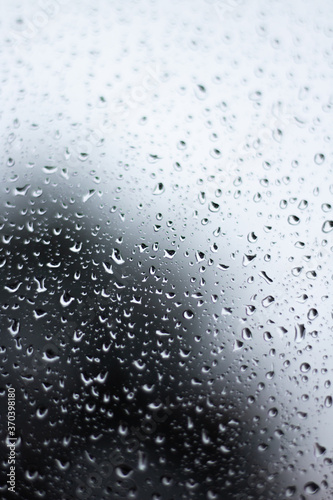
<box><xmin>262</xmin><ymin>295</ymin><xmax>275</xmax><ymax>307</ymax></box>
<box><xmin>314</xmin><ymin>153</ymin><xmax>325</xmax><ymax>165</ymax></box>
<box><xmin>314</xmin><ymin>442</ymin><xmax>326</xmax><ymax>457</ymax></box>
<box><xmin>294</xmin><ymin>323</ymin><xmax>305</xmax><ymax>342</ymax></box>
<box><xmin>307</xmin><ymin>308</ymin><xmax>318</xmax><ymax>320</ymax></box>
<box><xmin>300</xmin><ymin>362</ymin><xmax>311</xmax><ymax>373</ymax></box>
<box><xmin>285</xmin><ymin>486</ymin><xmax>296</xmax><ymax>497</ymax></box>
<box><xmin>288</xmin><ymin>215</ymin><xmax>300</xmax><ymax>225</ymax></box>
<box><xmin>322</xmin><ymin>220</ymin><xmax>333</xmax><ymax>233</ymax></box>
<box><xmin>304</xmin><ymin>482</ymin><xmax>320</xmax><ymax>495</ymax></box>
<box><xmin>153</xmin><ymin>182</ymin><xmax>165</xmax><ymax>195</ymax></box>
<box><xmin>209</xmin><ymin>201</ymin><xmax>220</xmax><ymax>212</ymax></box>
<box><xmin>195</xmin><ymin>84</ymin><xmax>207</xmax><ymax>100</ymax></box>
<box><xmin>247</xmin><ymin>232</ymin><xmax>258</xmax><ymax>242</ymax></box>
<box><xmin>183</xmin><ymin>310</ymin><xmax>194</xmax><ymax>320</ymax></box>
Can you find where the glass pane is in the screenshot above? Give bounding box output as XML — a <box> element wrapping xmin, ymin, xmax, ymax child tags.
<box><xmin>1</xmin><ymin>1</ymin><xmax>332</xmax><ymax>499</ymax></box>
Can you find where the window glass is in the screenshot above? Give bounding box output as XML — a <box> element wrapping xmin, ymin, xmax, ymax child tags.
<box><xmin>1</xmin><ymin>1</ymin><xmax>332</xmax><ymax>499</ymax></box>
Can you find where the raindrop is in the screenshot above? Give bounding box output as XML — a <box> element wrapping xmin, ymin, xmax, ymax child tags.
<box><xmin>262</xmin><ymin>295</ymin><xmax>275</xmax><ymax>307</ymax></box>
<box><xmin>322</xmin><ymin>220</ymin><xmax>333</xmax><ymax>233</ymax></box>
<box><xmin>247</xmin><ymin>232</ymin><xmax>258</xmax><ymax>242</ymax></box>
<box><xmin>153</xmin><ymin>182</ymin><xmax>165</xmax><ymax>195</ymax></box>
<box><xmin>43</xmin><ymin>165</ymin><xmax>58</xmax><ymax>173</ymax></box>
<box><xmin>314</xmin><ymin>442</ymin><xmax>326</xmax><ymax>457</ymax></box>
<box><xmin>288</xmin><ymin>215</ymin><xmax>300</xmax><ymax>225</ymax></box>
<box><xmin>307</xmin><ymin>308</ymin><xmax>318</xmax><ymax>320</ymax></box>
<box><xmin>208</xmin><ymin>201</ymin><xmax>220</xmax><ymax>212</ymax></box>
<box><xmin>294</xmin><ymin>323</ymin><xmax>306</xmax><ymax>342</ymax></box>
<box><xmin>78</xmin><ymin>152</ymin><xmax>89</xmax><ymax>162</ymax></box>
<box><xmin>195</xmin><ymin>84</ymin><xmax>207</xmax><ymax>100</ymax></box>
<box><xmin>183</xmin><ymin>310</ymin><xmax>194</xmax><ymax>320</ymax></box>
<box><xmin>314</xmin><ymin>153</ymin><xmax>325</xmax><ymax>165</ymax></box>
<box><xmin>242</xmin><ymin>327</ymin><xmax>252</xmax><ymax>340</ymax></box>
<box><xmin>304</xmin><ymin>482</ymin><xmax>320</xmax><ymax>495</ymax></box>
<box><xmin>36</xmin><ymin>407</ymin><xmax>48</xmax><ymax>419</ymax></box>
<box><xmin>243</xmin><ymin>254</ymin><xmax>257</xmax><ymax>266</ymax></box>
<box><xmin>164</xmin><ymin>249</ymin><xmax>176</xmax><ymax>259</ymax></box>
<box><xmin>268</xmin><ymin>407</ymin><xmax>278</xmax><ymax>418</ymax></box>
<box><xmin>112</xmin><ymin>248</ymin><xmax>125</xmax><ymax>265</ymax></box>
<box><xmin>285</xmin><ymin>486</ymin><xmax>296</xmax><ymax>497</ymax></box>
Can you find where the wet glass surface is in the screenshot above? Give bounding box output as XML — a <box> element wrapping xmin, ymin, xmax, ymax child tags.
<box><xmin>0</xmin><ymin>1</ymin><xmax>333</xmax><ymax>499</ymax></box>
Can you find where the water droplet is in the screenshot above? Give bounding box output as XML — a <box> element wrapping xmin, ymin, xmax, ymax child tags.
<box><xmin>294</xmin><ymin>323</ymin><xmax>305</xmax><ymax>342</ymax></box>
<box><xmin>259</xmin><ymin>271</ymin><xmax>273</xmax><ymax>284</ymax></box>
<box><xmin>112</xmin><ymin>248</ymin><xmax>125</xmax><ymax>265</ymax></box>
<box><xmin>324</xmin><ymin>395</ymin><xmax>332</xmax><ymax>408</ymax></box>
<box><xmin>36</xmin><ymin>407</ymin><xmax>48</xmax><ymax>419</ymax></box>
<box><xmin>262</xmin><ymin>295</ymin><xmax>275</xmax><ymax>307</ymax></box>
<box><xmin>322</xmin><ymin>220</ymin><xmax>333</xmax><ymax>233</ymax></box>
<box><xmin>208</xmin><ymin>201</ymin><xmax>220</xmax><ymax>212</ymax></box>
<box><xmin>60</xmin><ymin>291</ymin><xmax>75</xmax><ymax>307</ymax></box>
<box><xmin>247</xmin><ymin>232</ymin><xmax>258</xmax><ymax>242</ymax></box>
<box><xmin>195</xmin><ymin>84</ymin><xmax>207</xmax><ymax>100</ymax></box>
<box><xmin>42</xmin><ymin>350</ymin><xmax>60</xmax><ymax>363</ymax></box>
<box><xmin>314</xmin><ymin>442</ymin><xmax>326</xmax><ymax>457</ymax></box>
<box><xmin>285</xmin><ymin>486</ymin><xmax>296</xmax><ymax>497</ymax></box>
<box><xmin>307</xmin><ymin>308</ymin><xmax>318</xmax><ymax>320</ymax></box>
<box><xmin>298</xmin><ymin>199</ymin><xmax>308</xmax><ymax>210</ymax></box>
<box><xmin>43</xmin><ymin>165</ymin><xmax>58</xmax><ymax>173</ymax></box>
<box><xmin>55</xmin><ymin>459</ymin><xmax>70</xmax><ymax>471</ymax></box>
<box><xmin>164</xmin><ymin>249</ymin><xmax>176</xmax><ymax>259</ymax></box>
<box><xmin>243</xmin><ymin>254</ymin><xmax>257</xmax><ymax>266</ymax></box>
<box><xmin>233</xmin><ymin>340</ymin><xmax>244</xmax><ymax>351</ymax></box>
<box><xmin>78</xmin><ymin>152</ymin><xmax>89</xmax><ymax>162</ymax></box>
<box><xmin>153</xmin><ymin>182</ymin><xmax>165</xmax><ymax>195</ymax></box>
<box><xmin>14</xmin><ymin>184</ymin><xmax>30</xmax><ymax>196</ymax></box>
<box><xmin>268</xmin><ymin>407</ymin><xmax>278</xmax><ymax>418</ymax></box>
<box><xmin>288</xmin><ymin>215</ymin><xmax>300</xmax><ymax>225</ymax></box>
<box><xmin>183</xmin><ymin>310</ymin><xmax>194</xmax><ymax>320</ymax></box>
<box><xmin>242</xmin><ymin>327</ymin><xmax>252</xmax><ymax>340</ymax></box>
<box><xmin>304</xmin><ymin>482</ymin><xmax>320</xmax><ymax>495</ymax></box>
<box><xmin>314</xmin><ymin>153</ymin><xmax>325</xmax><ymax>165</ymax></box>
<box><xmin>300</xmin><ymin>362</ymin><xmax>311</xmax><ymax>373</ymax></box>
<box><xmin>69</xmin><ymin>241</ymin><xmax>82</xmax><ymax>253</ymax></box>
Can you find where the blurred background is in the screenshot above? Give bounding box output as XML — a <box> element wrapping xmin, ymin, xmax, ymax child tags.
<box><xmin>0</xmin><ymin>0</ymin><xmax>333</xmax><ymax>498</ymax></box>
